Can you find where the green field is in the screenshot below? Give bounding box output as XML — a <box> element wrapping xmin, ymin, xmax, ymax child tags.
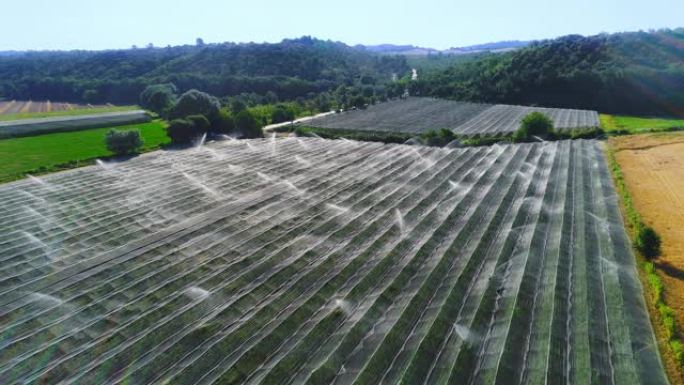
<box><xmin>601</xmin><ymin>114</ymin><xmax>684</xmax><ymax>134</ymax></box>
<box><xmin>0</xmin><ymin>120</ymin><xmax>169</xmax><ymax>183</ymax></box>
<box><xmin>0</xmin><ymin>105</ymin><xmax>140</xmax><ymax>122</ymax></box>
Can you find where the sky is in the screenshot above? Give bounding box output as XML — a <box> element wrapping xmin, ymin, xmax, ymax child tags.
<box><xmin>0</xmin><ymin>0</ymin><xmax>682</xmax><ymax>51</ymax></box>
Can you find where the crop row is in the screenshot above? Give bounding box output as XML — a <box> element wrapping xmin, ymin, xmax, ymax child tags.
<box><xmin>0</xmin><ymin>100</ymin><xmax>110</xmax><ymax>115</ymax></box>
<box><xmin>306</xmin><ymin>97</ymin><xmax>600</xmax><ymax>137</ymax></box>
<box><xmin>0</xmin><ymin>138</ymin><xmax>666</xmax><ymax>384</ymax></box>
<box><xmin>0</xmin><ymin>110</ymin><xmax>150</xmax><ymax>138</ymax></box>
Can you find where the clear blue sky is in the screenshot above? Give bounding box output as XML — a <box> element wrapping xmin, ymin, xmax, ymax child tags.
<box><xmin>1</xmin><ymin>0</ymin><xmax>682</xmax><ymax>50</ymax></box>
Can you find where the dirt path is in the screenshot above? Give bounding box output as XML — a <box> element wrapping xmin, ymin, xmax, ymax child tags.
<box><xmin>610</xmin><ymin>132</ymin><xmax>684</xmax><ymax>329</ymax></box>
<box><xmin>262</xmin><ymin>111</ymin><xmax>335</xmax><ymax>133</ymax></box>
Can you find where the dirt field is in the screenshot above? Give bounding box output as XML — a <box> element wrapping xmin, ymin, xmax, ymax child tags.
<box><xmin>610</xmin><ymin>132</ymin><xmax>684</xmax><ymax>329</ymax></box>
<box><xmin>0</xmin><ymin>100</ymin><xmax>110</xmax><ymax>115</ymax></box>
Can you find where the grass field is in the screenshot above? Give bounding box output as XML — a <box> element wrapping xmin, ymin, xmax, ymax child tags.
<box><xmin>0</xmin><ymin>120</ymin><xmax>168</xmax><ymax>183</ymax></box>
<box><xmin>601</xmin><ymin>114</ymin><xmax>684</xmax><ymax>134</ymax></box>
<box><xmin>0</xmin><ymin>105</ymin><xmax>139</xmax><ymax>122</ymax></box>
<box><xmin>0</xmin><ymin>138</ymin><xmax>666</xmax><ymax>385</ymax></box>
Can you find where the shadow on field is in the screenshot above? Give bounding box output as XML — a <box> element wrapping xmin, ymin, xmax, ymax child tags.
<box><xmin>656</xmin><ymin>261</ymin><xmax>684</xmax><ymax>281</ymax></box>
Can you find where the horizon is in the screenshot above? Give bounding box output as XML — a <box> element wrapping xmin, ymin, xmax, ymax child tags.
<box><xmin>0</xmin><ymin>29</ymin><xmax>680</xmax><ymax>54</ymax></box>
<box><xmin>0</xmin><ymin>0</ymin><xmax>682</xmax><ymax>51</ymax></box>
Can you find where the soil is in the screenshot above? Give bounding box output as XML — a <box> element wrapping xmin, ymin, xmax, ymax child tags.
<box><xmin>610</xmin><ymin>132</ymin><xmax>684</xmax><ymax>330</ymax></box>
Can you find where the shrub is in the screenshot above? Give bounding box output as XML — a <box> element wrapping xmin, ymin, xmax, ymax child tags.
<box><xmin>235</xmin><ymin>110</ymin><xmax>264</xmax><ymax>138</ymax></box>
<box><xmin>671</xmin><ymin>340</ymin><xmax>684</xmax><ymax>365</ymax></box>
<box><xmin>636</xmin><ymin>225</ymin><xmax>662</xmax><ymax>259</ymax></box>
<box><xmin>105</xmin><ymin>129</ymin><xmax>143</xmax><ymax>155</ymax></box>
<box><xmin>270</xmin><ymin>105</ymin><xmax>296</xmax><ymax>124</ymax></box>
<box><xmin>186</xmin><ymin>114</ymin><xmax>211</xmax><ymax>132</ymax></box>
<box><xmin>166</xmin><ymin>119</ymin><xmax>204</xmax><ymax>144</ymax></box>
<box><xmin>421</xmin><ymin>128</ymin><xmax>457</xmax><ymax>147</ymax></box>
<box><xmin>514</xmin><ymin>112</ymin><xmax>554</xmax><ymax>141</ymax></box>
<box><xmin>211</xmin><ymin>109</ymin><xmax>235</xmax><ymax>135</ymax></box>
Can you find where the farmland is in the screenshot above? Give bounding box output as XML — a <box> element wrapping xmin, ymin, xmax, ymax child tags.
<box><xmin>0</xmin><ymin>121</ymin><xmax>168</xmax><ymax>183</ymax></box>
<box><xmin>0</xmin><ymin>100</ymin><xmax>128</xmax><ymax>118</ymax></box>
<box><xmin>306</xmin><ymin>97</ymin><xmax>600</xmax><ymax>136</ymax></box>
<box><xmin>610</xmin><ymin>132</ymin><xmax>684</xmax><ymax>341</ymax></box>
<box><xmin>601</xmin><ymin>114</ymin><xmax>684</xmax><ymax>134</ymax></box>
<box><xmin>0</xmin><ymin>110</ymin><xmax>150</xmax><ymax>139</ymax></box>
<box><xmin>0</xmin><ymin>137</ymin><xmax>665</xmax><ymax>384</ymax></box>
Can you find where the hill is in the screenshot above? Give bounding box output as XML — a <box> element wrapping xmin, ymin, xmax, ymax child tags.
<box><xmin>0</xmin><ymin>37</ymin><xmax>409</xmax><ymax>105</ymax></box>
<box><xmin>358</xmin><ymin>41</ymin><xmax>529</xmax><ymax>56</ymax></box>
<box><xmin>411</xmin><ymin>29</ymin><xmax>684</xmax><ymax>117</ymax></box>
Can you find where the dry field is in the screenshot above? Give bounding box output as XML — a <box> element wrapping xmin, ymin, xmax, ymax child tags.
<box><xmin>0</xmin><ymin>100</ymin><xmax>110</xmax><ymax>115</ymax></box>
<box><xmin>610</xmin><ymin>132</ymin><xmax>684</xmax><ymax>329</ymax></box>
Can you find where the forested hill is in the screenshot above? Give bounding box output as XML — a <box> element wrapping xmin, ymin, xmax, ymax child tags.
<box><xmin>0</xmin><ymin>37</ymin><xmax>409</xmax><ymax>104</ymax></box>
<box><xmin>411</xmin><ymin>29</ymin><xmax>684</xmax><ymax>117</ymax></box>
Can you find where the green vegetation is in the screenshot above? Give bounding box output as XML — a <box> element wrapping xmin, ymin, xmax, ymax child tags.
<box><xmin>161</xmin><ymin>89</ymin><xmax>264</xmax><ymax>144</ymax></box>
<box><xmin>0</xmin><ymin>37</ymin><xmax>408</xmax><ymax>106</ymax></box>
<box><xmin>234</xmin><ymin>110</ymin><xmax>264</xmax><ymax>138</ymax></box>
<box><xmin>637</xmin><ymin>226</ymin><xmax>663</xmax><ymax>260</ymax></box>
<box><xmin>0</xmin><ymin>105</ymin><xmax>138</xmax><ymax>122</ymax></box>
<box><xmin>105</xmin><ymin>129</ymin><xmax>144</xmax><ymax>155</ymax></box>
<box><xmin>139</xmin><ymin>83</ymin><xmax>177</xmax><ymax>116</ymax></box>
<box><xmin>421</xmin><ymin>128</ymin><xmax>458</xmax><ymax>146</ymax></box>
<box><xmin>169</xmin><ymin>90</ymin><xmax>221</xmax><ymax>120</ymax></box>
<box><xmin>513</xmin><ymin>112</ymin><xmax>554</xmax><ymax>141</ymax></box>
<box><xmin>166</xmin><ymin>119</ymin><xmax>205</xmax><ymax>144</ymax></box>
<box><xmin>0</xmin><ymin>121</ymin><xmax>168</xmax><ymax>183</ymax></box>
<box><xmin>601</xmin><ymin>114</ymin><xmax>684</xmax><ymax>134</ymax></box>
<box><xmin>411</xmin><ymin>29</ymin><xmax>684</xmax><ymax>117</ymax></box>
<box><xmin>1</xmin><ymin>30</ymin><xmax>683</xmax><ymax>118</ymax></box>
<box><xmin>294</xmin><ymin>123</ymin><xmax>604</xmax><ymax>148</ymax></box>
<box><xmin>606</xmin><ymin>146</ymin><xmax>683</xmax><ymax>371</ymax></box>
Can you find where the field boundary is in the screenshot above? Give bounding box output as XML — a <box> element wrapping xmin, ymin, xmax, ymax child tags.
<box><xmin>606</xmin><ymin>145</ymin><xmax>684</xmax><ymax>384</ymax></box>
<box><xmin>0</xmin><ymin>120</ymin><xmax>168</xmax><ymax>184</ymax></box>
<box><xmin>0</xmin><ymin>110</ymin><xmax>150</xmax><ymax>139</ymax></box>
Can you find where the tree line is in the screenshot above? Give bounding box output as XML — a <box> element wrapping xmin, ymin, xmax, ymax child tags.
<box><xmin>409</xmin><ymin>29</ymin><xmax>684</xmax><ymax>117</ymax></box>
<box><xmin>0</xmin><ymin>37</ymin><xmax>409</xmax><ymax>106</ymax></box>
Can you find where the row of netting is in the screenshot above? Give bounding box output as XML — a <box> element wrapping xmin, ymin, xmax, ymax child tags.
<box><xmin>0</xmin><ymin>138</ymin><xmax>666</xmax><ymax>385</ymax></box>
<box><xmin>455</xmin><ymin>104</ymin><xmax>601</xmax><ymax>136</ymax></box>
<box><xmin>306</xmin><ymin>97</ymin><xmax>492</xmax><ymax>134</ymax></box>
<box><xmin>0</xmin><ymin>110</ymin><xmax>150</xmax><ymax>138</ymax></box>
<box><xmin>305</xmin><ymin>97</ymin><xmax>600</xmax><ymax>137</ymax></box>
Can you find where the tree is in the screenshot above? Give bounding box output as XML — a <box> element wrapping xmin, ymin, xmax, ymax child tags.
<box><xmin>636</xmin><ymin>226</ymin><xmax>662</xmax><ymax>259</ymax></box>
<box><xmin>82</xmin><ymin>89</ymin><xmax>98</xmax><ymax>103</ymax></box>
<box><xmin>234</xmin><ymin>110</ymin><xmax>263</xmax><ymax>138</ymax></box>
<box><xmin>211</xmin><ymin>109</ymin><xmax>235</xmax><ymax>134</ymax></box>
<box><xmin>230</xmin><ymin>99</ymin><xmax>247</xmax><ymax>114</ymax></box>
<box><xmin>166</xmin><ymin>119</ymin><xmax>204</xmax><ymax>144</ymax></box>
<box><xmin>270</xmin><ymin>104</ymin><xmax>296</xmax><ymax>124</ymax></box>
<box><xmin>514</xmin><ymin>112</ymin><xmax>554</xmax><ymax>141</ymax></box>
<box><xmin>186</xmin><ymin>114</ymin><xmax>211</xmax><ymax>132</ymax></box>
<box><xmin>349</xmin><ymin>95</ymin><xmax>368</xmax><ymax>109</ymax></box>
<box><xmin>140</xmin><ymin>84</ymin><xmax>177</xmax><ymax>115</ymax></box>
<box><xmin>105</xmin><ymin>129</ymin><xmax>143</xmax><ymax>155</ymax></box>
<box><xmin>196</xmin><ymin>38</ymin><xmax>205</xmax><ymax>47</ymax></box>
<box><xmin>170</xmin><ymin>90</ymin><xmax>221</xmax><ymax>120</ymax></box>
